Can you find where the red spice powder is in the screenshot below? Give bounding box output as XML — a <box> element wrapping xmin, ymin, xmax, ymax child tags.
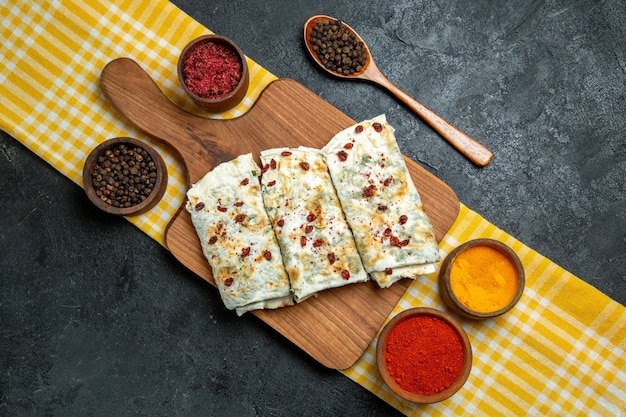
<box><xmin>183</xmin><ymin>41</ymin><xmax>243</xmax><ymax>99</ymax></box>
<box><xmin>385</xmin><ymin>315</ymin><xmax>464</xmax><ymax>396</ymax></box>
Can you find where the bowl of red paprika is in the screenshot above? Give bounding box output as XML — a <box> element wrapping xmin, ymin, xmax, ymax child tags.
<box><xmin>177</xmin><ymin>34</ymin><xmax>250</xmax><ymax>113</ymax></box>
<box><xmin>376</xmin><ymin>308</ymin><xmax>472</xmax><ymax>403</ymax></box>
<box><xmin>438</xmin><ymin>239</ymin><xmax>525</xmax><ymax>320</ymax></box>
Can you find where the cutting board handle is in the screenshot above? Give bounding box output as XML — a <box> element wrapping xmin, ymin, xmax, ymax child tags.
<box><xmin>100</xmin><ymin>57</ymin><xmax>237</xmax><ymax>170</ymax></box>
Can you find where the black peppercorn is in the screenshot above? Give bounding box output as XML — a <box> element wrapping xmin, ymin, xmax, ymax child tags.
<box><xmin>91</xmin><ymin>144</ymin><xmax>158</xmax><ymax>208</ymax></box>
<box><xmin>309</xmin><ymin>19</ymin><xmax>368</xmax><ymax>75</ymax></box>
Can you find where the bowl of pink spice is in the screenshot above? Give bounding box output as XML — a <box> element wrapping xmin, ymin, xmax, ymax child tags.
<box><xmin>178</xmin><ymin>34</ymin><xmax>250</xmax><ymax>112</ymax></box>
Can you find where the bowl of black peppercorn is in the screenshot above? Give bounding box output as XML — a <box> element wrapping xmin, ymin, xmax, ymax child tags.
<box><xmin>82</xmin><ymin>137</ymin><xmax>167</xmax><ymax>216</ymax></box>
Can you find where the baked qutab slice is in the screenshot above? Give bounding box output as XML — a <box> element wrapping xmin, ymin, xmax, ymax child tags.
<box><xmin>186</xmin><ymin>153</ymin><xmax>293</xmax><ymax>315</ymax></box>
<box><xmin>260</xmin><ymin>147</ymin><xmax>368</xmax><ymax>302</ymax></box>
<box><xmin>321</xmin><ymin>115</ymin><xmax>440</xmax><ymax>288</ymax></box>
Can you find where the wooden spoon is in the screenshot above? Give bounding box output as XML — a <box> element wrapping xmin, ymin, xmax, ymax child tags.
<box><xmin>304</xmin><ymin>15</ymin><xmax>493</xmax><ymax>167</ymax></box>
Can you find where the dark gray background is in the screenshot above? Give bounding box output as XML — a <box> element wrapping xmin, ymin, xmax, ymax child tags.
<box><xmin>1</xmin><ymin>1</ymin><xmax>624</xmax><ymax>416</ymax></box>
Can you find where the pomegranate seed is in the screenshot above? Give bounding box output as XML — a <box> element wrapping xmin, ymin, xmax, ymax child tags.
<box><xmin>362</xmin><ymin>184</ymin><xmax>377</xmax><ymax>198</ymax></box>
<box><xmin>327</xmin><ymin>252</ymin><xmax>336</xmax><ymax>264</ymax></box>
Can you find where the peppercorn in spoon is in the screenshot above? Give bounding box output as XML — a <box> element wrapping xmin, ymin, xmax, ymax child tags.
<box><xmin>304</xmin><ymin>15</ymin><xmax>493</xmax><ymax>167</ymax></box>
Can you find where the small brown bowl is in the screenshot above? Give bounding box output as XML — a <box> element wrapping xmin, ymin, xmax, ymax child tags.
<box><xmin>177</xmin><ymin>34</ymin><xmax>250</xmax><ymax>112</ymax></box>
<box><xmin>82</xmin><ymin>137</ymin><xmax>167</xmax><ymax>216</ymax></box>
<box><xmin>439</xmin><ymin>239</ymin><xmax>525</xmax><ymax>320</ymax></box>
<box><xmin>376</xmin><ymin>308</ymin><xmax>472</xmax><ymax>403</ymax></box>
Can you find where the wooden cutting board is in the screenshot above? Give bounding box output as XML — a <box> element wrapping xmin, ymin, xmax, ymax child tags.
<box><xmin>100</xmin><ymin>58</ymin><xmax>460</xmax><ymax>369</ymax></box>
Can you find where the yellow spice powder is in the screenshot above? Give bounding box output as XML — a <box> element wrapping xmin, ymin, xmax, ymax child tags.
<box><xmin>450</xmin><ymin>245</ymin><xmax>518</xmax><ymax>313</ymax></box>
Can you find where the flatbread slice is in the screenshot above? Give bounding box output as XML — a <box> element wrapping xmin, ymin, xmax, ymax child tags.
<box><xmin>321</xmin><ymin>115</ymin><xmax>440</xmax><ymax>288</ymax></box>
<box><xmin>260</xmin><ymin>147</ymin><xmax>368</xmax><ymax>301</ymax></box>
<box><xmin>185</xmin><ymin>153</ymin><xmax>293</xmax><ymax>315</ymax></box>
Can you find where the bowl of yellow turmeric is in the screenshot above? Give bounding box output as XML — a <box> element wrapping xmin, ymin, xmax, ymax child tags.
<box><xmin>438</xmin><ymin>239</ymin><xmax>525</xmax><ymax>320</ymax></box>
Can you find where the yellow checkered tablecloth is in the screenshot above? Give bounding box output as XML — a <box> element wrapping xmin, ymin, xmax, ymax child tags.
<box><xmin>2</xmin><ymin>0</ymin><xmax>276</xmax><ymax>245</ymax></box>
<box><xmin>345</xmin><ymin>205</ymin><xmax>625</xmax><ymax>415</ymax></box>
<box><xmin>1</xmin><ymin>2</ymin><xmax>624</xmax><ymax>416</ymax></box>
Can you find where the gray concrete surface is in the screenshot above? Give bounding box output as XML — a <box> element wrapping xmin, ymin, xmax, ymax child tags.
<box><xmin>1</xmin><ymin>1</ymin><xmax>624</xmax><ymax>416</ymax></box>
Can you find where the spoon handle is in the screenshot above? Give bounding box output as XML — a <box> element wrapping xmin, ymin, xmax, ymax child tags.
<box><xmin>365</xmin><ymin>68</ymin><xmax>493</xmax><ymax>167</ymax></box>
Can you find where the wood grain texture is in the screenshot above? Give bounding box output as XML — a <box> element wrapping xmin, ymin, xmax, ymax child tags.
<box><xmin>100</xmin><ymin>58</ymin><xmax>460</xmax><ymax>369</ymax></box>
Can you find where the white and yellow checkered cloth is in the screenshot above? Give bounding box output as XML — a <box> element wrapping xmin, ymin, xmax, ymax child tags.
<box><xmin>1</xmin><ymin>2</ymin><xmax>624</xmax><ymax>416</ymax></box>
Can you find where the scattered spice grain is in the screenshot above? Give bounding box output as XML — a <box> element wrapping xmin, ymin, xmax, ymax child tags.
<box><xmin>385</xmin><ymin>315</ymin><xmax>464</xmax><ymax>396</ymax></box>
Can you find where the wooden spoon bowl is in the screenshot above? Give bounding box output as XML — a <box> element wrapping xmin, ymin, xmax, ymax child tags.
<box><xmin>304</xmin><ymin>15</ymin><xmax>493</xmax><ymax>167</ymax></box>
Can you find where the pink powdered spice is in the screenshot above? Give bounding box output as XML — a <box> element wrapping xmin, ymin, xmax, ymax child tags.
<box><xmin>183</xmin><ymin>41</ymin><xmax>243</xmax><ymax>100</ymax></box>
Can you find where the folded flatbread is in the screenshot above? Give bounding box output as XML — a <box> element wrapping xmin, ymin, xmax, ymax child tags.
<box><xmin>260</xmin><ymin>147</ymin><xmax>368</xmax><ymax>301</ymax></box>
<box><xmin>321</xmin><ymin>115</ymin><xmax>440</xmax><ymax>288</ymax></box>
<box><xmin>186</xmin><ymin>153</ymin><xmax>293</xmax><ymax>315</ymax></box>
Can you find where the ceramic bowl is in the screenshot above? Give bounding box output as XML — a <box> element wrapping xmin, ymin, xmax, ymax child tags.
<box><xmin>376</xmin><ymin>308</ymin><xmax>472</xmax><ymax>403</ymax></box>
<box><xmin>177</xmin><ymin>34</ymin><xmax>249</xmax><ymax>112</ymax></box>
<box><xmin>438</xmin><ymin>239</ymin><xmax>525</xmax><ymax>320</ymax></box>
<box><xmin>82</xmin><ymin>137</ymin><xmax>167</xmax><ymax>216</ymax></box>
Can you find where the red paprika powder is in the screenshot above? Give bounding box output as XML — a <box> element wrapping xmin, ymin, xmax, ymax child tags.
<box><xmin>385</xmin><ymin>315</ymin><xmax>464</xmax><ymax>396</ymax></box>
